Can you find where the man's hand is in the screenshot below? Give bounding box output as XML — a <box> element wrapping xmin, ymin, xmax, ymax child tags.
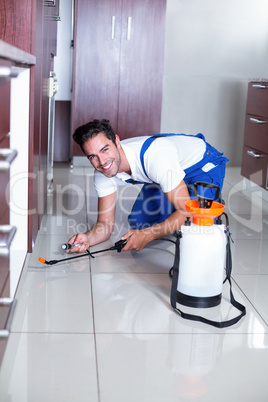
<box><xmin>67</xmin><ymin>233</ymin><xmax>90</xmax><ymax>253</ymax></box>
<box><xmin>120</xmin><ymin>230</ymin><xmax>151</xmax><ymax>252</ymax></box>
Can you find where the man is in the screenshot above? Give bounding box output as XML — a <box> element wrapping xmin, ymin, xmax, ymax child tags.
<box><xmin>67</xmin><ymin>119</ymin><xmax>228</xmax><ymax>253</ymax></box>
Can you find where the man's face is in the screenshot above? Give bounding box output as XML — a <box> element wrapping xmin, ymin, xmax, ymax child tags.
<box><xmin>83</xmin><ymin>132</ymin><xmax>121</xmax><ymax>178</ymax></box>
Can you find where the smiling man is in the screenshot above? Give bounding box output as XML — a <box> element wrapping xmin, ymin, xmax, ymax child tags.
<box><xmin>67</xmin><ymin>119</ymin><xmax>228</xmax><ymax>253</ymax></box>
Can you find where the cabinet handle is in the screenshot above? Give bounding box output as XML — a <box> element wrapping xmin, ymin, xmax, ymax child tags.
<box><xmin>111</xmin><ymin>16</ymin><xmax>116</xmax><ymax>40</ymax></box>
<box><xmin>0</xmin><ymin>298</ymin><xmax>17</xmax><ymax>338</ymax></box>
<box><xmin>127</xmin><ymin>17</ymin><xmax>132</xmax><ymax>40</ymax></box>
<box><xmin>249</xmin><ymin>117</ymin><xmax>266</xmax><ymax>124</ymax></box>
<box><xmin>0</xmin><ymin>149</ymin><xmax>17</xmax><ymax>171</ymax></box>
<box><xmin>0</xmin><ymin>66</ymin><xmax>19</xmax><ymax>79</ymax></box>
<box><xmin>0</xmin><ymin>226</ymin><xmax>16</xmax><ymax>256</ymax></box>
<box><xmin>252</xmin><ymin>84</ymin><xmax>268</xmax><ymax>89</ymax></box>
<box><xmin>247</xmin><ymin>150</ymin><xmax>263</xmax><ymax>159</ymax></box>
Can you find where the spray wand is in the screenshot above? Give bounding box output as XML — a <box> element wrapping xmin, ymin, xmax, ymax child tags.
<box><xmin>38</xmin><ymin>239</ymin><xmax>128</xmax><ymax>266</ymax></box>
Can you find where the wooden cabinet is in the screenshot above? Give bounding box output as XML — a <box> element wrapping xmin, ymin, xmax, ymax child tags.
<box><xmin>72</xmin><ymin>0</ymin><xmax>166</xmax><ymax>156</ymax></box>
<box><xmin>0</xmin><ymin>0</ymin><xmax>58</xmax><ymax>366</ymax></box>
<box><xmin>1</xmin><ymin>0</ymin><xmax>59</xmax><ymax>250</ymax></box>
<box><xmin>241</xmin><ymin>82</ymin><xmax>268</xmax><ymax>190</ymax></box>
<box><xmin>0</xmin><ymin>59</ymin><xmax>15</xmax><ymax>294</ymax></box>
<box><xmin>0</xmin><ymin>58</ymin><xmax>17</xmax><ymax>364</ymax></box>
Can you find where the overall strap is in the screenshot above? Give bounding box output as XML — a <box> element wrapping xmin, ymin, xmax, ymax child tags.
<box><xmin>140</xmin><ymin>133</ymin><xmax>205</xmax><ymax>179</ymax></box>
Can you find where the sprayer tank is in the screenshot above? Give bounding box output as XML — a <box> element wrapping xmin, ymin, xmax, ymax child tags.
<box><xmin>177</xmin><ymin>223</ymin><xmax>227</xmax><ymax>307</ymax></box>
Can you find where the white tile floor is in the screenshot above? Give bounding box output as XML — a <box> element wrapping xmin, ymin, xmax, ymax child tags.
<box><xmin>0</xmin><ymin>164</ymin><xmax>268</xmax><ymax>401</ymax></box>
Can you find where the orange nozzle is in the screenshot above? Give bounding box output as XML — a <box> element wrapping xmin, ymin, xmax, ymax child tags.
<box><xmin>39</xmin><ymin>257</ymin><xmax>46</xmax><ymax>264</ymax></box>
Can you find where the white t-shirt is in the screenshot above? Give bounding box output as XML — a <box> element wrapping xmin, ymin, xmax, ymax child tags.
<box><xmin>94</xmin><ymin>135</ymin><xmax>206</xmax><ymax>198</ymax></box>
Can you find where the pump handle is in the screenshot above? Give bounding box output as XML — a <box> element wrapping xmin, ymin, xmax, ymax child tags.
<box><xmin>193</xmin><ymin>182</ymin><xmax>220</xmax><ymax>209</ymax></box>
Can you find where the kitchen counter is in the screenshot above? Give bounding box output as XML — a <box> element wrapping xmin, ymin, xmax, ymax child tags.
<box><xmin>0</xmin><ymin>40</ymin><xmax>36</xmax><ymax>66</ymax></box>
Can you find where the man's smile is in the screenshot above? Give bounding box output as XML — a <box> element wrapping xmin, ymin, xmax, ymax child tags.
<box><xmin>100</xmin><ymin>160</ymin><xmax>113</xmax><ymax>171</ymax></box>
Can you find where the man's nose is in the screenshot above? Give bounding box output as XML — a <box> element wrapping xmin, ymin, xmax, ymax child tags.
<box><xmin>98</xmin><ymin>154</ymin><xmax>107</xmax><ymax>166</ymax></box>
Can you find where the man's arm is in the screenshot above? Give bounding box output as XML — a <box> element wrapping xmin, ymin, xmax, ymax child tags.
<box><xmin>121</xmin><ymin>180</ymin><xmax>190</xmax><ymax>252</ymax></box>
<box><xmin>67</xmin><ymin>192</ymin><xmax>116</xmax><ymax>253</ymax></box>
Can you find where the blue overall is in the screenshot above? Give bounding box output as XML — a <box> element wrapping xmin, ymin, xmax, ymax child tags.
<box><xmin>127</xmin><ymin>133</ymin><xmax>229</xmax><ymax>229</ymax></box>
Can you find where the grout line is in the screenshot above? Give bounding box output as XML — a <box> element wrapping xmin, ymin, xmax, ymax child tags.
<box><xmin>231</xmin><ymin>276</ymin><xmax>268</xmax><ymax>328</ymax></box>
<box><xmin>84</xmin><ymin>166</ymin><xmax>102</xmax><ymax>400</ymax></box>
<box><xmin>91</xmin><ymin>331</ymin><xmax>266</xmax><ymax>336</ymax></box>
<box><xmin>89</xmin><ymin>260</ymin><xmax>102</xmax><ymax>402</ymax></box>
<box><xmin>10</xmin><ymin>331</ymin><xmax>96</xmax><ymax>335</ymax></box>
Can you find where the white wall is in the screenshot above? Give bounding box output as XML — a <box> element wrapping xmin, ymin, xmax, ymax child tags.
<box><xmin>161</xmin><ymin>0</ymin><xmax>268</xmax><ymax>166</ymax></box>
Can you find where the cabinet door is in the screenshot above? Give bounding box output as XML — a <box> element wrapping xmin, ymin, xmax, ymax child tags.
<box><xmin>118</xmin><ymin>0</ymin><xmax>166</xmax><ymax>140</ymax></box>
<box><xmin>72</xmin><ymin>0</ymin><xmax>122</xmax><ymax>156</ymax></box>
<box><xmin>246</xmin><ymin>82</ymin><xmax>268</xmax><ymax>118</ymax></box>
<box><xmin>241</xmin><ymin>145</ymin><xmax>268</xmax><ymax>190</ymax></box>
<box><xmin>72</xmin><ymin>0</ymin><xmax>166</xmax><ymax>156</ymax></box>
<box><xmin>244</xmin><ymin>114</ymin><xmax>268</xmax><ymax>154</ymax></box>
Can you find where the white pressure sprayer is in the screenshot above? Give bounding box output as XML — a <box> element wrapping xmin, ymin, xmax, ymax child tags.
<box><xmin>170</xmin><ymin>182</ymin><xmax>246</xmax><ymax>328</ymax></box>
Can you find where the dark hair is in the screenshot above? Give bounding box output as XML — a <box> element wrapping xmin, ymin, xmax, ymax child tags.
<box><xmin>73</xmin><ymin>119</ymin><xmax>116</xmax><ymax>152</ymax></box>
